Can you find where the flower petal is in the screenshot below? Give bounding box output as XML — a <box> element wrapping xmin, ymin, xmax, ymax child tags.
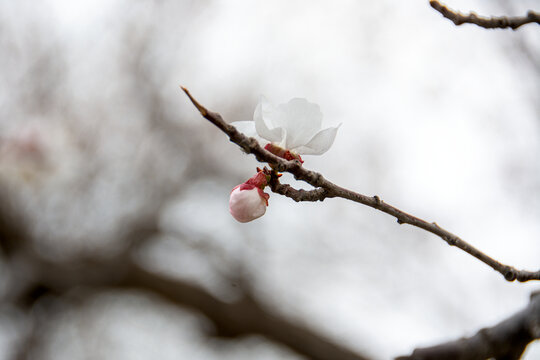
<box><xmin>231</xmin><ymin>121</ymin><xmax>257</xmax><ymax>138</ymax></box>
<box><xmin>231</xmin><ymin>120</ymin><xmax>272</xmax><ymax>147</ymax></box>
<box><xmin>273</xmin><ymin>98</ymin><xmax>322</xmax><ymax>149</ymax></box>
<box><xmin>292</xmin><ymin>124</ymin><xmax>341</xmax><ymax>155</ymax></box>
<box><xmin>254</xmin><ymin>96</ymin><xmax>283</xmax><ymax>143</ymax></box>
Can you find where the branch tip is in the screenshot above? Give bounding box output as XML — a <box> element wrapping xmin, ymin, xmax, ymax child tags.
<box><xmin>180</xmin><ymin>86</ymin><xmax>208</xmax><ymax>116</ymax></box>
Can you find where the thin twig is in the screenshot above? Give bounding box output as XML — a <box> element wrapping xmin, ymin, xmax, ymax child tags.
<box><xmin>429</xmin><ymin>0</ymin><xmax>540</xmax><ymax>30</ymax></box>
<box><xmin>182</xmin><ymin>87</ymin><xmax>540</xmax><ymax>283</ymax></box>
<box><xmin>396</xmin><ymin>291</ymin><xmax>540</xmax><ymax>360</ymax></box>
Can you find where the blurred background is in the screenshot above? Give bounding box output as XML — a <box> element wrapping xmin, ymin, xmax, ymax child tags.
<box><xmin>0</xmin><ymin>0</ymin><xmax>539</xmax><ymax>359</ymax></box>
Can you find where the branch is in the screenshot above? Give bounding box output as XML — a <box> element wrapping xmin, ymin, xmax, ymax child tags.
<box><xmin>0</xmin><ymin>200</ymin><xmax>370</xmax><ymax>360</ymax></box>
<box><xmin>396</xmin><ymin>291</ymin><xmax>540</xmax><ymax>360</ymax></box>
<box><xmin>182</xmin><ymin>87</ymin><xmax>540</xmax><ymax>283</ymax></box>
<box><xmin>429</xmin><ymin>0</ymin><xmax>540</xmax><ymax>30</ymax></box>
<box><xmin>10</xmin><ymin>253</ymin><xmax>370</xmax><ymax>360</ymax></box>
<box><xmin>124</xmin><ymin>260</ymin><xmax>370</xmax><ymax>360</ymax></box>
<box><xmin>269</xmin><ymin>172</ymin><xmax>332</xmax><ymax>202</ymax></box>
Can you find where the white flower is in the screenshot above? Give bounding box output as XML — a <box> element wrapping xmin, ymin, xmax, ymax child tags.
<box><xmin>232</xmin><ymin>96</ymin><xmax>341</xmax><ymax>155</ymax></box>
<box><xmin>229</xmin><ymin>184</ymin><xmax>269</xmax><ymax>223</ymax></box>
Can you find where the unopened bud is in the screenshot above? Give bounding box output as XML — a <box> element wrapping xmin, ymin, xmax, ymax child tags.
<box><xmin>229</xmin><ymin>183</ymin><xmax>270</xmax><ymax>223</ymax></box>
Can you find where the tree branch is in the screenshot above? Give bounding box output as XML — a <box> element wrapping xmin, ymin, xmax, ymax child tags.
<box><xmin>181</xmin><ymin>87</ymin><xmax>540</xmax><ymax>283</ymax></box>
<box><xmin>429</xmin><ymin>0</ymin><xmax>540</xmax><ymax>30</ymax></box>
<box><xmin>8</xmin><ymin>251</ymin><xmax>370</xmax><ymax>360</ymax></box>
<box><xmin>0</xmin><ymin>195</ymin><xmax>370</xmax><ymax>360</ymax></box>
<box><xmin>124</xmin><ymin>260</ymin><xmax>370</xmax><ymax>360</ymax></box>
<box><xmin>396</xmin><ymin>291</ymin><xmax>540</xmax><ymax>360</ymax></box>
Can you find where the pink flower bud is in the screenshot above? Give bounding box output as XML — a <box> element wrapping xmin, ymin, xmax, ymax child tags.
<box><xmin>229</xmin><ymin>183</ymin><xmax>269</xmax><ymax>223</ymax></box>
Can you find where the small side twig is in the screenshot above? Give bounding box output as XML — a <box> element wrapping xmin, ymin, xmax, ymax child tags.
<box><xmin>429</xmin><ymin>0</ymin><xmax>540</xmax><ymax>30</ymax></box>
<box><xmin>182</xmin><ymin>87</ymin><xmax>540</xmax><ymax>283</ymax></box>
<box><xmin>396</xmin><ymin>291</ymin><xmax>540</xmax><ymax>360</ymax></box>
<box><xmin>268</xmin><ymin>172</ymin><xmax>330</xmax><ymax>202</ymax></box>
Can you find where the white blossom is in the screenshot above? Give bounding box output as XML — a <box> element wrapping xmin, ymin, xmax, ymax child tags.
<box><xmin>232</xmin><ymin>96</ymin><xmax>340</xmax><ymax>155</ymax></box>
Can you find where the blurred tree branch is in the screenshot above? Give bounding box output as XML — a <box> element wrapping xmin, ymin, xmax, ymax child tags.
<box><xmin>429</xmin><ymin>0</ymin><xmax>540</xmax><ymax>30</ymax></box>
<box><xmin>0</xmin><ymin>191</ymin><xmax>370</xmax><ymax>360</ymax></box>
<box><xmin>11</xmin><ymin>256</ymin><xmax>371</xmax><ymax>360</ymax></box>
<box><xmin>125</xmin><ymin>261</ymin><xmax>370</xmax><ymax>360</ymax></box>
<box><xmin>396</xmin><ymin>290</ymin><xmax>540</xmax><ymax>360</ymax></box>
<box><xmin>182</xmin><ymin>87</ymin><xmax>540</xmax><ymax>283</ymax></box>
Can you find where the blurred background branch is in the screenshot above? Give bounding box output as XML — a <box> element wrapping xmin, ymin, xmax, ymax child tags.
<box><xmin>0</xmin><ymin>194</ymin><xmax>370</xmax><ymax>360</ymax></box>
